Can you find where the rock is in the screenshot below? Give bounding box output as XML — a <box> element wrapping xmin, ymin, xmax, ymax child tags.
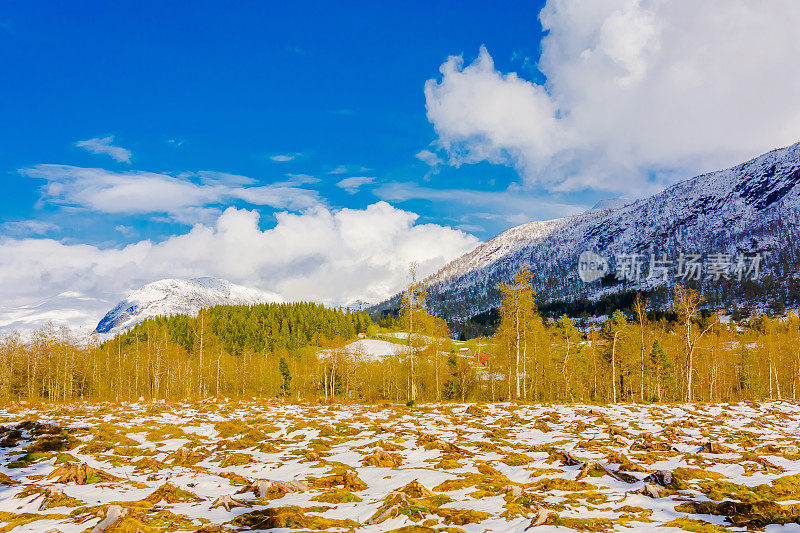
<box><xmin>559</xmin><ymin>452</ymin><xmax>583</xmax><ymax>466</ymax></box>
<box><xmin>631</xmin><ymin>483</ymin><xmax>661</xmax><ymax>498</ymax></box>
<box><xmin>526</xmin><ymin>508</ymin><xmax>558</xmax><ymax>528</ymax></box>
<box><xmin>645</xmin><ymin>470</ymin><xmax>672</xmax><ymax>486</ymax></box>
<box><xmin>38</xmin><ymin>486</ymin><xmax>65</xmax><ymax>511</ymax></box>
<box><xmin>505</xmin><ymin>484</ymin><xmax>523</xmax><ymax>499</ymax></box>
<box><xmin>699</xmin><ymin>441</ymin><xmax>733</xmax><ymax>454</ymax></box>
<box><xmin>91</xmin><ymin>505</ymin><xmax>129</xmax><ymax>533</ymax></box>
<box><xmin>237</xmin><ymin>479</ymin><xmax>309</xmax><ymax>499</ymax></box>
<box><xmin>644</xmin><ymin>469</ymin><xmax>682</xmax><ymax>489</ymax></box>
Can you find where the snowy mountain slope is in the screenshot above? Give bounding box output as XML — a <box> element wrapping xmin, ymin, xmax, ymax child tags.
<box><xmin>380</xmin><ymin>142</ymin><xmax>800</xmax><ymax>322</ymax></box>
<box><xmin>95</xmin><ymin>277</ymin><xmax>282</xmax><ymax>334</ymax></box>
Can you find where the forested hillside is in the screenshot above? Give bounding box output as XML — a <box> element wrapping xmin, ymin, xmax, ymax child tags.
<box><xmin>0</xmin><ymin>302</ymin><xmax>371</xmax><ymax>402</ymax></box>
<box><xmin>1</xmin><ymin>275</ymin><xmax>800</xmax><ymax>405</ymax></box>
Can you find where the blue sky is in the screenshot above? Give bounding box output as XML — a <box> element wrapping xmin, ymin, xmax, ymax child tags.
<box><xmin>2</xmin><ymin>0</ymin><xmax>800</xmax><ymax>332</ymax></box>
<box><xmin>0</xmin><ymin>0</ymin><xmax>571</xmax><ymax>244</ymax></box>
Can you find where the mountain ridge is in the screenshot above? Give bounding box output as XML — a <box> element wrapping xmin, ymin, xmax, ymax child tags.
<box><xmin>95</xmin><ymin>277</ymin><xmax>282</xmax><ymax>335</ymax></box>
<box><xmin>371</xmin><ymin>141</ymin><xmax>800</xmax><ymax>327</ymax></box>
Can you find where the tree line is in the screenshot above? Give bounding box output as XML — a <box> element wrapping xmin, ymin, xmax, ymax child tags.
<box><xmin>487</xmin><ymin>268</ymin><xmax>800</xmax><ymax>403</ymax></box>
<box><xmin>1</xmin><ymin>273</ymin><xmax>799</xmax><ymax>403</ymax></box>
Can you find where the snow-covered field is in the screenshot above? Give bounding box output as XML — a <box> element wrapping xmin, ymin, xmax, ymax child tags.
<box><xmin>0</xmin><ymin>401</ymin><xmax>799</xmax><ymax>532</ymax></box>
<box><xmin>317</xmin><ymin>339</ymin><xmax>412</xmax><ymax>361</ymax></box>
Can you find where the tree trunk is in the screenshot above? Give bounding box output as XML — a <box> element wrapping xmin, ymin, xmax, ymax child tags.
<box><xmin>612</xmin><ymin>331</ymin><xmax>619</xmax><ymax>403</ymax></box>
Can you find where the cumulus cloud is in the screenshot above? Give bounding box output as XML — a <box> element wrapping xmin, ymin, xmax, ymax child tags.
<box><xmin>336</xmin><ymin>176</ymin><xmax>375</xmax><ymax>194</ymax></box>
<box><xmin>0</xmin><ymin>203</ymin><xmax>479</xmax><ymax>333</ymax></box>
<box><xmin>75</xmin><ymin>136</ymin><xmax>132</xmax><ymax>163</ymax></box>
<box><xmin>21</xmin><ymin>165</ymin><xmax>321</xmax><ymax>224</ymax></box>
<box><xmin>425</xmin><ymin>0</ymin><xmax>800</xmax><ymax>192</ymax></box>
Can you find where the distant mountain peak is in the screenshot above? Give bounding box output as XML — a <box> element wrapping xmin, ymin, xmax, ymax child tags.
<box><xmin>95</xmin><ymin>277</ymin><xmax>282</xmax><ymax>335</ymax></box>
<box><xmin>588</xmin><ymin>197</ymin><xmax>632</xmax><ymax>212</ymax></box>
<box><xmin>371</xmin><ymin>141</ymin><xmax>800</xmax><ymax>325</ymax></box>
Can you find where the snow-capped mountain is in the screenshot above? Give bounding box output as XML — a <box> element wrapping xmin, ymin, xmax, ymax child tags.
<box><xmin>95</xmin><ymin>277</ymin><xmax>282</xmax><ymax>334</ymax></box>
<box><xmin>374</xmin><ymin>141</ymin><xmax>800</xmax><ymax>323</ymax></box>
<box><xmin>344</xmin><ymin>299</ymin><xmax>373</xmax><ymax>312</ymax></box>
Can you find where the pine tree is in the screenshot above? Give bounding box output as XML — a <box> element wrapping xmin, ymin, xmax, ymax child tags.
<box><xmin>279</xmin><ymin>357</ymin><xmax>292</xmax><ymax>398</ymax></box>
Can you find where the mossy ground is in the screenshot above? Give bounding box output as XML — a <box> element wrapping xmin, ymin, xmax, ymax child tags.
<box><xmin>0</xmin><ymin>400</ymin><xmax>797</xmax><ymax>531</ymax></box>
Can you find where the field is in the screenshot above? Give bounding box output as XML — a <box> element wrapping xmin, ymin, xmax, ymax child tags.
<box><xmin>0</xmin><ymin>401</ymin><xmax>799</xmax><ymax>532</ymax></box>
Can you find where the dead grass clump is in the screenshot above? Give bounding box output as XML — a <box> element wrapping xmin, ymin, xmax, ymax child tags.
<box><xmin>699</xmin><ymin>473</ymin><xmax>800</xmax><ymax>502</ymax></box>
<box><xmin>232</xmin><ymin>505</ymin><xmax>358</xmax><ymax>530</ymax></box>
<box><xmin>546</xmin><ymin>516</ymin><xmax>616</xmax><ymax>532</ymax></box>
<box><xmin>699</xmin><ymin>442</ymin><xmax>734</xmax><ymax>454</ymax></box>
<box><xmin>167</xmin><ymin>446</ymin><xmax>206</xmax><ymax>465</ymax></box>
<box><xmin>46</xmin><ymin>462</ymin><xmax>118</xmax><ymax>484</ymax></box>
<box><xmin>311</xmin><ymin>488</ymin><xmax>362</xmax><ymax>503</ymax></box>
<box><xmin>214</xmin><ymin>419</ymin><xmax>267</xmax><ymax>449</ymax></box>
<box><xmin>25</xmin><ymin>431</ymin><xmax>78</xmax><ymax>454</ymax></box>
<box><xmin>605</xmin><ymin>451</ymin><xmax>646</xmax><ymax>473</ymax></box>
<box><xmin>237</xmin><ymin>479</ymin><xmax>309</xmax><ymax>500</ymax></box>
<box><xmin>219</xmin><ymin>452</ymin><xmax>252</xmax><ymax>467</ymax></box>
<box><xmin>144</xmin><ymin>482</ymin><xmax>203</xmax><ymax>504</ymax></box>
<box><xmin>465</xmin><ymin>405</ymin><xmax>484</xmax><ymax>416</ymax></box>
<box><xmin>16</xmin><ymin>485</ymin><xmax>83</xmax><ymax>510</ymax></box>
<box><xmin>362</xmin><ymin>449</ymin><xmax>402</xmax><ymax>467</ymax></box>
<box><xmin>369</xmin><ymin>480</ymin><xmax>451</xmax><ymax>525</ymax></box>
<box><xmin>531</xmin><ymin>478</ymin><xmax>595</xmax><ymax>493</ymax></box>
<box><xmin>433</xmin><ymin>457</ymin><xmax>463</xmax><ymax>469</ymax></box>
<box><xmin>84</xmin><ymin>422</ymin><xmax>139</xmax><ymax>452</ymax></box>
<box><xmin>436</xmin><ymin>508</ymin><xmax>491</xmax><ymax>525</ymax></box>
<box><xmin>0</xmin><ymin>472</ymin><xmax>18</xmax><ymax>486</ymax></box>
<box><xmin>673</xmin><ymin>467</ymin><xmax>724</xmax><ymax>480</ymax></box>
<box><xmin>577</xmin><ymin>461</ymin><xmax>637</xmax><ymax>483</ymax></box>
<box><xmin>502</xmin><ymin>452</ymin><xmax>534</xmax><ymax>466</ymax></box>
<box><xmin>661</xmin><ymin>517</ymin><xmax>733</xmax><ymax>532</ymax></box>
<box><xmin>676</xmin><ymin>500</ymin><xmax>799</xmax><ymax>528</ymax></box>
<box><xmin>133</xmin><ymin>457</ymin><xmax>169</xmax><ymax>472</ymax></box>
<box><xmin>417</xmin><ymin>434</ymin><xmax>469</xmax><ymax>456</ymax></box>
<box><xmin>0</xmin><ymin>427</ymin><xmax>23</xmax><ymax>447</ymax></box>
<box><xmin>310</xmin><ymin>467</ymin><xmax>367</xmax><ymax>491</ymax></box>
<box><xmin>0</xmin><ymin>510</ymin><xmax>73</xmax><ymax>532</ymax></box>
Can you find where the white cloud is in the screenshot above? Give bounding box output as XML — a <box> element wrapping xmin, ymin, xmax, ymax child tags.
<box><xmin>21</xmin><ymin>165</ymin><xmax>321</xmax><ymax>224</ymax></box>
<box><xmin>336</xmin><ymin>176</ymin><xmax>375</xmax><ymax>194</ymax></box>
<box><xmin>75</xmin><ymin>136</ymin><xmax>132</xmax><ymax>163</ymax></box>
<box><xmin>375</xmin><ymin>181</ymin><xmax>587</xmax><ymax>222</ymax></box>
<box><xmin>0</xmin><ymin>203</ymin><xmax>479</xmax><ymax>333</ymax></box>
<box><xmin>425</xmin><ymin>0</ymin><xmax>800</xmax><ymax>193</ymax></box>
<box><xmin>283</xmin><ymin>174</ymin><xmax>320</xmax><ymax>185</ymax></box>
<box><xmin>269</xmin><ymin>153</ymin><xmax>300</xmax><ymax>162</ymax></box>
<box><xmin>416</xmin><ymin>149</ymin><xmax>444</xmax><ymax>167</ymax></box>
<box><xmin>1</xmin><ymin>220</ymin><xmax>58</xmax><ymax>236</ymax></box>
